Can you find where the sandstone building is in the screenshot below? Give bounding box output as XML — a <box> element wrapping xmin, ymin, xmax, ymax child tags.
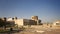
<box><xmin>2</xmin><ymin>16</ymin><xmax>42</xmax><ymax>26</ymax></box>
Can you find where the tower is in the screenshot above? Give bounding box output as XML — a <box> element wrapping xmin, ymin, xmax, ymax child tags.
<box><xmin>31</xmin><ymin>16</ymin><xmax>38</xmax><ymax>21</ymax></box>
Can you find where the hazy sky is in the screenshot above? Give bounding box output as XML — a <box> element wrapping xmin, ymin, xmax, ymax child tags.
<box><xmin>0</xmin><ymin>0</ymin><xmax>60</xmax><ymax>23</ymax></box>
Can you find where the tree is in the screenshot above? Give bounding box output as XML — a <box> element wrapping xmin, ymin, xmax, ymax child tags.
<box><xmin>0</xmin><ymin>18</ymin><xmax>5</xmax><ymax>27</ymax></box>
<box><xmin>0</xmin><ymin>18</ymin><xmax>7</xmax><ymax>29</ymax></box>
<box><xmin>0</xmin><ymin>18</ymin><xmax>15</xmax><ymax>29</ymax></box>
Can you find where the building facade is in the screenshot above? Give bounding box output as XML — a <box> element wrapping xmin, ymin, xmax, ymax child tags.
<box><xmin>14</xmin><ymin>19</ymin><xmax>37</xmax><ymax>26</ymax></box>
<box><xmin>6</xmin><ymin>16</ymin><xmax>42</xmax><ymax>26</ymax></box>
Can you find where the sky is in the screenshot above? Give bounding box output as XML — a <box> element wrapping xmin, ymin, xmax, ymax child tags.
<box><xmin>0</xmin><ymin>0</ymin><xmax>60</xmax><ymax>23</ymax></box>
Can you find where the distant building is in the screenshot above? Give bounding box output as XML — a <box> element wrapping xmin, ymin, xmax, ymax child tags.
<box><xmin>6</xmin><ymin>16</ymin><xmax>42</xmax><ymax>26</ymax></box>
<box><xmin>7</xmin><ymin>17</ymin><xmax>13</xmax><ymax>21</ymax></box>
<box><xmin>31</xmin><ymin>16</ymin><xmax>42</xmax><ymax>25</ymax></box>
<box><xmin>14</xmin><ymin>19</ymin><xmax>37</xmax><ymax>26</ymax></box>
<box><xmin>6</xmin><ymin>21</ymin><xmax>15</xmax><ymax>27</ymax></box>
<box><xmin>0</xmin><ymin>17</ymin><xmax>15</xmax><ymax>27</ymax></box>
<box><xmin>6</xmin><ymin>17</ymin><xmax>15</xmax><ymax>27</ymax></box>
<box><xmin>31</xmin><ymin>16</ymin><xmax>38</xmax><ymax>20</ymax></box>
<box><xmin>53</xmin><ymin>20</ymin><xmax>60</xmax><ymax>26</ymax></box>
